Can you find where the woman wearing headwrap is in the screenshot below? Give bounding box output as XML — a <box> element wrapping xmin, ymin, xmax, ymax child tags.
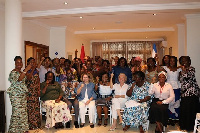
<box><xmin>148</xmin><ymin>71</ymin><xmax>175</xmax><ymax>133</ymax></box>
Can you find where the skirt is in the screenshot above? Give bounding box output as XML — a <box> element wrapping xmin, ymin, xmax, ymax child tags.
<box><xmin>148</xmin><ymin>98</ymin><xmax>169</xmax><ymax>126</ymax></box>
<box><xmin>179</xmin><ymin>96</ymin><xmax>199</xmax><ymax>131</ymax></box>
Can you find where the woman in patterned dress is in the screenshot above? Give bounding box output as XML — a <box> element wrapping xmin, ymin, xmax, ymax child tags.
<box><xmin>143</xmin><ymin>57</ymin><xmax>160</xmax><ymax>84</ymax></box>
<box><xmin>179</xmin><ymin>56</ymin><xmax>200</xmax><ymax>131</ymax></box>
<box><xmin>122</xmin><ymin>71</ymin><xmax>151</xmax><ymax>132</ymax></box>
<box><xmin>40</xmin><ymin>71</ymin><xmax>71</xmax><ymax>129</ymax></box>
<box><xmin>26</xmin><ymin>57</ymin><xmax>41</xmax><ymax>130</ymax></box>
<box><xmin>7</xmin><ymin>56</ymin><xmax>32</xmax><ymax>133</ymax></box>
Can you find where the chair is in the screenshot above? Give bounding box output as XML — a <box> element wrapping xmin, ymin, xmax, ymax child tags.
<box><xmin>97</xmin><ymin>104</ymin><xmax>112</xmax><ymax>124</ymax></box>
<box><xmin>193</xmin><ymin>113</ymin><xmax>200</xmax><ymax>133</ymax></box>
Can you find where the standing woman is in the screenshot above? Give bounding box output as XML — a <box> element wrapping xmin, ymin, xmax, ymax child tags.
<box><xmin>75</xmin><ymin>73</ymin><xmax>97</xmax><ymax>128</ymax></box>
<box><xmin>7</xmin><ymin>56</ymin><xmax>32</xmax><ymax>133</ymax></box>
<box><xmin>143</xmin><ymin>57</ymin><xmax>160</xmax><ymax>84</ymax></box>
<box><xmin>179</xmin><ymin>56</ymin><xmax>200</xmax><ymax>131</ymax></box>
<box><xmin>112</xmin><ymin>57</ymin><xmax>132</xmax><ymax>84</ymax></box>
<box><xmin>163</xmin><ymin>56</ymin><xmax>182</xmax><ymax>125</ymax></box>
<box><xmin>148</xmin><ymin>71</ymin><xmax>175</xmax><ymax>133</ymax></box>
<box><xmin>109</xmin><ymin>73</ymin><xmax>129</xmax><ymax>131</ymax></box>
<box><xmin>26</xmin><ymin>57</ymin><xmax>41</xmax><ymax>130</ymax></box>
<box><xmin>161</xmin><ymin>55</ymin><xmax>170</xmax><ymax>67</ymax></box>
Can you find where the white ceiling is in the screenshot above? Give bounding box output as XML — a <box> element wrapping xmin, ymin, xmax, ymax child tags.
<box><xmin>1</xmin><ymin>0</ymin><xmax>200</xmax><ymax>41</ymax></box>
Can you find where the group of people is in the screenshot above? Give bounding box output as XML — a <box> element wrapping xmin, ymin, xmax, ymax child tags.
<box><xmin>7</xmin><ymin>54</ymin><xmax>199</xmax><ymax>133</ymax></box>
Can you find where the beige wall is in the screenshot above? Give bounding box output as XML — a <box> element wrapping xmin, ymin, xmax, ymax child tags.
<box><xmin>23</xmin><ymin>20</ymin><xmax>50</xmax><ymax>47</ymax></box>
<box><xmin>66</xmin><ymin>29</ymin><xmax>90</xmax><ymax>60</ymax></box>
<box><xmin>165</xmin><ymin>29</ymin><xmax>178</xmax><ymax>57</ymax></box>
<box><xmin>0</xmin><ymin>10</ymin><xmax>5</xmax><ymax>90</ymax></box>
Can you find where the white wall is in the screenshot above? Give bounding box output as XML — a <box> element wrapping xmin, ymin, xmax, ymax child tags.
<box><xmin>50</xmin><ymin>27</ymin><xmax>66</xmax><ymax>59</ymax></box>
<box><xmin>186</xmin><ymin>14</ymin><xmax>200</xmax><ymax>84</ymax></box>
<box><xmin>0</xmin><ymin>10</ymin><xmax>5</xmax><ymax>91</ymax></box>
<box><xmin>23</xmin><ymin>20</ymin><xmax>50</xmax><ymax>46</ymax></box>
<box><xmin>66</xmin><ymin>29</ymin><xmax>90</xmax><ymax>60</ymax></box>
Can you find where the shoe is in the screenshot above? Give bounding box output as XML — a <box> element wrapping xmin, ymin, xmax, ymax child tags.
<box><xmin>59</xmin><ymin>122</ymin><xmax>64</xmax><ymax>129</ymax></box>
<box><xmin>54</xmin><ymin>123</ymin><xmax>59</xmax><ymax>129</ymax></box>
<box><xmin>80</xmin><ymin>123</ymin><xmax>84</xmax><ymax>128</ymax></box>
<box><xmin>98</xmin><ymin>119</ymin><xmax>102</xmax><ymax>126</ymax></box>
<box><xmin>108</xmin><ymin>127</ymin><xmax>116</xmax><ymax>131</ymax></box>
<box><xmin>74</xmin><ymin>121</ymin><xmax>79</xmax><ymax>128</ymax></box>
<box><xmin>123</xmin><ymin>125</ymin><xmax>130</xmax><ymax>131</ymax></box>
<box><xmin>90</xmin><ymin>124</ymin><xmax>94</xmax><ymax>128</ymax></box>
<box><xmin>66</xmin><ymin>121</ymin><xmax>70</xmax><ymax>128</ymax></box>
<box><xmin>104</xmin><ymin>119</ymin><xmax>108</xmax><ymax>127</ymax></box>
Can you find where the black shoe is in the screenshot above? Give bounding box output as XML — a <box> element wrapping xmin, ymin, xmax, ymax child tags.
<box><xmin>98</xmin><ymin>119</ymin><xmax>102</xmax><ymax>126</ymax></box>
<box><xmin>80</xmin><ymin>124</ymin><xmax>84</xmax><ymax>128</ymax></box>
<box><xmin>66</xmin><ymin>121</ymin><xmax>70</xmax><ymax>128</ymax></box>
<box><xmin>90</xmin><ymin>124</ymin><xmax>94</xmax><ymax>128</ymax></box>
<box><xmin>74</xmin><ymin>121</ymin><xmax>79</xmax><ymax>128</ymax></box>
<box><xmin>59</xmin><ymin>122</ymin><xmax>64</xmax><ymax>128</ymax></box>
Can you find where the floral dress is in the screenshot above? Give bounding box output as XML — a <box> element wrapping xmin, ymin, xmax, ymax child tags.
<box><xmin>122</xmin><ymin>82</ymin><xmax>151</xmax><ymax>131</ymax></box>
<box><xmin>26</xmin><ymin>69</ymin><xmax>41</xmax><ymax>129</ymax></box>
<box><xmin>7</xmin><ymin>71</ymin><xmax>29</xmax><ymax>133</ymax></box>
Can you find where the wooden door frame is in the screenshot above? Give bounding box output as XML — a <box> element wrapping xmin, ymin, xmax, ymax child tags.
<box><xmin>24</xmin><ymin>41</ymin><xmax>49</xmax><ymax>65</ymax></box>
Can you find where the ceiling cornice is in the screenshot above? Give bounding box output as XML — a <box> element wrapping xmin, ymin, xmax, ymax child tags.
<box><xmin>22</xmin><ymin>2</ymin><xmax>200</xmax><ymax>17</ymax></box>
<box><xmin>90</xmin><ymin>38</ymin><xmax>164</xmax><ymax>42</ymax></box>
<box><xmin>74</xmin><ymin>27</ymin><xmax>174</xmax><ymax>34</ymax></box>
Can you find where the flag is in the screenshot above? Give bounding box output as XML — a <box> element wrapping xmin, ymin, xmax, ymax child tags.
<box><xmin>80</xmin><ymin>44</ymin><xmax>85</xmax><ymax>63</ymax></box>
<box><xmin>152</xmin><ymin>44</ymin><xmax>157</xmax><ymax>58</ymax></box>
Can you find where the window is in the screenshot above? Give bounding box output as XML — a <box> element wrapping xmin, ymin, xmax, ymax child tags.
<box><xmin>92</xmin><ymin>41</ymin><xmax>161</xmax><ymax>62</ymax></box>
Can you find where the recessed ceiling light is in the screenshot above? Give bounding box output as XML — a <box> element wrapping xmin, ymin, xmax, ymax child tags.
<box><xmin>153</xmin><ymin>13</ymin><xmax>157</xmax><ymax>16</ymax></box>
<box><xmin>93</xmin><ymin>27</ymin><xmax>95</xmax><ymax>30</ymax></box>
<box><xmin>148</xmin><ymin>25</ymin><xmax>151</xmax><ymax>28</ymax></box>
<box><xmin>80</xmin><ymin>16</ymin><xmax>83</xmax><ymax>19</ymax></box>
<box><xmin>64</xmin><ymin>2</ymin><xmax>68</xmax><ymax>5</ymax></box>
<box><xmin>146</xmin><ymin>37</ymin><xmax>148</xmax><ymax>38</ymax></box>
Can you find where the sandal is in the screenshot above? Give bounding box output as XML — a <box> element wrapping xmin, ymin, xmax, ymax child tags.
<box><xmin>104</xmin><ymin>119</ymin><xmax>108</xmax><ymax>127</ymax></box>
<box><xmin>123</xmin><ymin>125</ymin><xmax>130</xmax><ymax>131</ymax></box>
<box><xmin>98</xmin><ymin>119</ymin><xmax>102</xmax><ymax>126</ymax></box>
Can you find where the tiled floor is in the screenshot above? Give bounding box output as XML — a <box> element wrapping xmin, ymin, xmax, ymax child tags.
<box><xmin>28</xmin><ymin>117</ymin><xmax>192</xmax><ymax>133</ymax></box>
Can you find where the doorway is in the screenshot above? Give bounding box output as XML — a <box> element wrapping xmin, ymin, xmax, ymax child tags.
<box><xmin>25</xmin><ymin>41</ymin><xmax>49</xmax><ymax>66</ymax></box>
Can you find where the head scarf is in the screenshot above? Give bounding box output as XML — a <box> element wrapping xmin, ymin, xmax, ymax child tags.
<box><xmin>158</xmin><ymin>71</ymin><xmax>167</xmax><ymax>78</ymax></box>
<box><xmin>134</xmin><ymin>56</ymin><xmax>142</xmax><ymax>62</ymax></box>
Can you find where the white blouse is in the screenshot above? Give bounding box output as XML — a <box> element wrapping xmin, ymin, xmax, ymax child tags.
<box><xmin>113</xmin><ymin>83</ymin><xmax>129</xmax><ymax>98</ymax></box>
<box><xmin>99</xmin><ymin>85</ymin><xmax>112</xmax><ymax>95</ymax></box>
<box><xmin>149</xmin><ymin>82</ymin><xmax>175</xmax><ymax>104</ymax></box>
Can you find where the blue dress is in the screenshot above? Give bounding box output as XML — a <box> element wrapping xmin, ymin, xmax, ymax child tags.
<box><xmin>122</xmin><ymin>81</ymin><xmax>151</xmax><ymax>131</ymax></box>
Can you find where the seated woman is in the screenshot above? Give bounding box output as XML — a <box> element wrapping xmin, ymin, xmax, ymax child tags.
<box><xmin>61</xmin><ymin>69</ymin><xmax>79</xmax><ymax>128</ymax></box>
<box><xmin>75</xmin><ymin>73</ymin><xmax>97</xmax><ymax>128</ymax></box>
<box><xmin>95</xmin><ymin>73</ymin><xmax>113</xmax><ymax>127</ymax></box>
<box><xmin>109</xmin><ymin>73</ymin><xmax>129</xmax><ymax>131</ymax></box>
<box><xmin>40</xmin><ymin>71</ymin><xmax>72</xmax><ymax>129</ymax></box>
<box><xmin>122</xmin><ymin>71</ymin><xmax>151</xmax><ymax>132</ymax></box>
<box><xmin>148</xmin><ymin>71</ymin><xmax>175</xmax><ymax>133</ymax></box>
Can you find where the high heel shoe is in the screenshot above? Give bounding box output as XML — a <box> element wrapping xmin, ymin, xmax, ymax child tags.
<box><xmin>104</xmin><ymin>119</ymin><xmax>108</xmax><ymax>127</ymax></box>
<box><xmin>98</xmin><ymin>119</ymin><xmax>102</xmax><ymax>126</ymax></box>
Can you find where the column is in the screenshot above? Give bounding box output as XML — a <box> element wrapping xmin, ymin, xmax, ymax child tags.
<box><xmin>50</xmin><ymin>27</ymin><xmax>66</xmax><ymax>59</ymax></box>
<box><xmin>5</xmin><ymin>0</ymin><xmax>22</xmax><ymax>131</ymax></box>
<box><xmin>185</xmin><ymin>14</ymin><xmax>200</xmax><ymax>84</ymax></box>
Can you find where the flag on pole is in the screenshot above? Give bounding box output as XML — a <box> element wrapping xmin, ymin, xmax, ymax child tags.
<box><xmin>152</xmin><ymin>44</ymin><xmax>157</xmax><ymax>58</ymax></box>
<box><xmin>80</xmin><ymin>44</ymin><xmax>85</xmax><ymax>63</ymax></box>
